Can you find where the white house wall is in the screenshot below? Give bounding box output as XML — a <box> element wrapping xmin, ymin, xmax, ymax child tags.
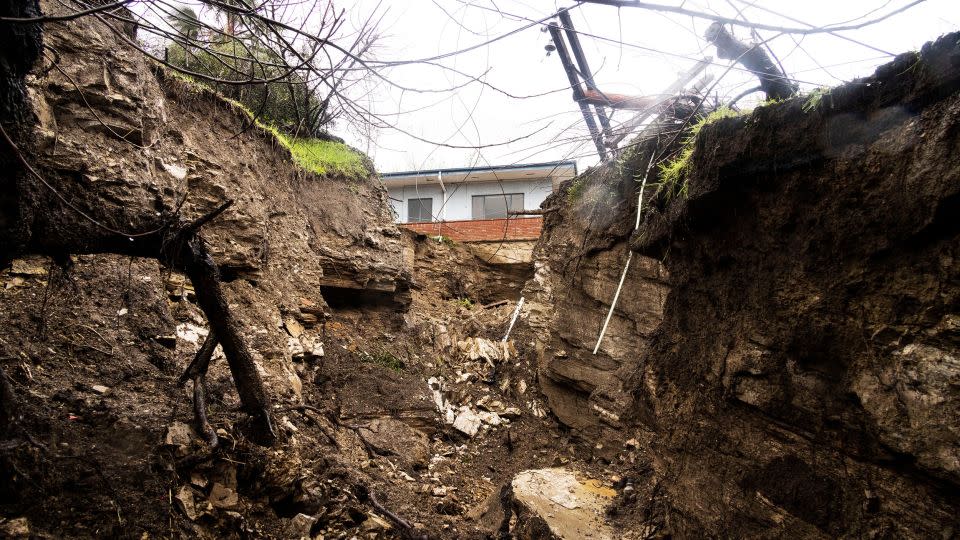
<box><xmin>386</xmin><ymin>179</ymin><xmax>554</xmax><ymax>223</ymax></box>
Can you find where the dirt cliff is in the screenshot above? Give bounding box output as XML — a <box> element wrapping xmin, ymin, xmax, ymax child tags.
<box><xmin>529</xmin><ymin>32</ymin><xmax>960</xmax><ymax>537</ymax></box>
<box><xmin>2</xmin><ymin>1</ymin><xmax>960</xmax><ymax>538</ymax></box>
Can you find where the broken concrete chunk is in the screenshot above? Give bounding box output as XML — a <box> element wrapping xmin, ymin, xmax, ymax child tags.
<box><xmin>510</xmin><ymin>468</ymin><xmax>616</xmax><ymax>539</ymax></box>
<box><xmin>453</xmin><ymin>408</ymin><xmax>482</xmax><ymax>437</ymax></box>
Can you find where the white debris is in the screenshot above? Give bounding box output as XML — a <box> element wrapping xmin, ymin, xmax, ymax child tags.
<box><xmin>453</xmin><ymin>407</ymin><xmax>482</xmax><ymax>437</ymax></box>
<box><xmin>161</xmin><ymin>161</ymin><xmax>188</xmax><ymax>181</ymax></box>
<box><xmin>175</xmin><ymin>323</ymin><xmax>208</xmax><ymax>344</ymax></box>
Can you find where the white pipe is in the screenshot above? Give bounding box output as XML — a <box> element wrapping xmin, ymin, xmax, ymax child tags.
<box><xmin>593</xmin><ymin>252</ymin><xmax>632</xmax><ymax>354</ymax></box>
<box><xmin>594</xmin><ymin>151</ymin><xmax>658</xmax><ymax>355</ymax></box>
<box><xmin>502</xmin><ymin>296</ymin><xmax>525</xmax><ymax>342</ymax></box>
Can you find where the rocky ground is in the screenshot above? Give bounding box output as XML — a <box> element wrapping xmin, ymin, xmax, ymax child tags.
<box><xmin>0</xmin><ymin>232</ymin><xmax>647</xmax><ymax>539</ymax></box>
<box><xmin>2</xmin><ymin>1</ymin><xmax>960</xmax><ymax>538</ymax></box>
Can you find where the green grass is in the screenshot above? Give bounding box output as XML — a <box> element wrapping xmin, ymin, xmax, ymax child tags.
<box><xmin>653</xmin><ymin>107</ymin><xmax>741</xmax><ymax>201</ymax></box>
<box><xmin>160</xmin><ymin>67</ymin><xmax>369</xmax><ymax>180</ymax></box>
<box><xmin>277</xmin><ymin>135</ymin><xmax>369</xmax><ymax>179</ymax></box>
<box><xmin>802</xmin><ymin>87</ymin><xmax>831</xmax><ymax>113</ymax></box>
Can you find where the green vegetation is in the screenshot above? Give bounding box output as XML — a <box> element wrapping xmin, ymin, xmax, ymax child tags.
<box><xmin>653</xmin><ymin>107</ymin><xmax>741</xmax><ymax>201</ymax></box>
<box><xmin>164</xmin><ymin>82</ymin><xmax>369</xmax><ymax>179</ymax></box>
<box><xmin>278</xmin><ymin>136</ymin><xmax>368</xmax><ymax>179</ymax></box>
<box><xmin>453</xmin><ymin>297</ymin><xmax>474</xmax><ymax>310</ymax></box>
<box><xmin>802</xmin><ymin>87</ymin><xmax>832</xmax><ymax>113</ymax></box>
<box><xmin>566</xmin><ymin>177</ymin><xmax>586</xmax><ymax>204</ymax></box>
<box><xmin>360</xmin><ymin>349</ymin><xmax>405</xmax><ymax>372</ymax></box>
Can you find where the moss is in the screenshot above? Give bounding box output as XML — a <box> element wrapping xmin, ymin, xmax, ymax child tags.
<box><xmin>360</xmin><ymin>349</ymin><xmax>405</xmax><ymax>372</ymax></box>
<box><xmin>566</xmin><ymin>177</ymin><xmax>586</xmax><ymax>204</ymax></box>
<box><xmin>278</xmin><ymin>136</ymin><xmax>368</xmax><ymax>179</ymax></box>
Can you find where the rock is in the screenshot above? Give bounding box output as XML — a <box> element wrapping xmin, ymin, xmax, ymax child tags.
<box><xmin>453</xmin><ymin>408</ymin><xmax>482</xmax><ymax>437</ymax></box>
<box><xmin>164</xmin><ymin>422</ymin><xmax>194</xmax><ymax>455</ymax></box>
<box><xmin>310</xmin><ymin>342</ymin><xmax>325</xmax><ymax>358</ymax></box>
<box><xmin>457</xmin><ymin>337</ymin><xmax>510</xmax><ymax>364</ymax></box>
<box><xmin>9</xmin><ymin>259</ymin><xmax>48</xmax><ymax>277</ymax></box>
<box><xmin>0</xmin><ymin>517</ymin><xmax>30</xmax><ymax>538</ymax></box>
<box><xmin>361</xmin><ymin>513</ymin><xmax>392</xmax><ymax>533</ymax></box>
<box><xmin>501</xmin><ymin>407</ymin><xmax>523</xmax><ymax>419</ymax></box>
<box><xmin>175</xmin><ymin>323</ymin><xmax>207</xmax><ymax>345</ymax></box>
<box><xmin>510</xmin><ymin>468</ymin><xmax>616</xmax><ymax>539</ymax></box>
<box><xmin>174</xmin><ymin>485</ymin><xmax>198</xmax><ymax>520</ymax></box>
<box><xmin>478</xmin><ymin>411</ymin><xmax>503</xmax><ymax>426</ymax></box>
<box><xmin>356</xmin><ymin>417</ymin><xmax>431</xmax><ymax>470</ymax></box>
<box><xmin>209</xmin><ymin>482</ymin><xmax>239</xmax><ymax>509</ymax></box>
<box><xmin>161</xmin><ymin>161</ymin><xmax>188</xmax><ymax>181</ymax></box>
<box><xmin>90</xmin><ymin>384</ymin><xmax>110</xmax><ymax>395</ymax></box>
<box><xmin>283</xmin><ymin>317</ymin><xmax>304</xmax><ymax>338</ymax></box>
<box><xmin>288</xmin><ymin>337</ymin><xmax>306</xmax><ymax>361</ymax></box>
<box><xmin>190</xmin><ymin>472</ymin><xmax>208</xmax><ymax>489</ymax></box>
<box><xmin>285</xmin><ymin>513</ymin><xmax>316</xmax><ymax>539</ymax></box>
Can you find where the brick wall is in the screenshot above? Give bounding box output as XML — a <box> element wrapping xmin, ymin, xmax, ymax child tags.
<box><xmin>400</xmin><ymin>217</ymin><xmax>542</xmax><ymax>242</ymax></box>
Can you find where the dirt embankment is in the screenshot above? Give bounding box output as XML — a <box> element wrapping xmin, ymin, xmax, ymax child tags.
<box><xmin>531</xmin><ymin>32</ymin><xmax>960</xmax><ymax>537</ymax></box>
<box><xmin>0</xmin><ymin>5</ymin><xmax>584</xmax><ymax>537</ymax></box>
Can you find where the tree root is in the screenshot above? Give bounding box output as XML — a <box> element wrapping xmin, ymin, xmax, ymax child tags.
<box><xmin>180</xmin><ymin>331</ymin><xmax>219</xmax><ymax>447</ymax></box>
<box><xmin>355</xmin><ymin>485</ymin><xmax>428</xmax><ymax>540</ymax></box>
<box><xmin>3</xmin><ymin>94</ymin><xmax>276</xmax><ymax>444</ymax></box>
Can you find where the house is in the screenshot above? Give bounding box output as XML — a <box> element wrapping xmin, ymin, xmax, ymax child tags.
<box><xmin>381</xmin><ymin>161</ymin><xmax>577</xmax><ymax>250</ymax></box>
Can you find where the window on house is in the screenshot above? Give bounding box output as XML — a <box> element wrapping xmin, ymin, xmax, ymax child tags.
<box><xmin>472</xmin><ymin>193</ymin><xmax>524</xmax><ymax>219</ymax></box>
<box><xmin>407</xmin><ymin>198</ymin><xmax>433</xmax><ymax>222</ymax></box>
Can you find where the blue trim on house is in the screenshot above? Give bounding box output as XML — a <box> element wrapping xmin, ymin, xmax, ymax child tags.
<box><xmin>380</xmin><ymin>160</ymin><xmax>578</xmax><ymax>179</ymax></box>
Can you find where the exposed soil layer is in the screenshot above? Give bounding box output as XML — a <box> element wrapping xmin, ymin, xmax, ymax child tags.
<box><xmin>0</xmin><ymin>3</ymin><xmax>592</xmax><ymax>537</ymax></box>
<box><xmin>2</xmin><ymin>1</ymin><xmax>960</xmax><ymax>538</ymax></box>
<box><xmin>626</xmin><ymin>33</ymin><xmax>960</xmax><ymax>537</ymax></box>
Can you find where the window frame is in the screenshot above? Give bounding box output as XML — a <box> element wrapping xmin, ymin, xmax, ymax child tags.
<box><xmin>407</xmin><ymin>197</ymin><xmax>433</xmax><ymax>223</ymax></box>
<box><xmin>471</xmin><ymin>193</ymin><xmax>524</xmax><ymax>220</ymax></box>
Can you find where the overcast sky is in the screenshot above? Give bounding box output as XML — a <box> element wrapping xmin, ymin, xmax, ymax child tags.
<box><xmin>333</xmin><ymin>0</ymin><xmax>958</xmax><ymax>174</ymax></box>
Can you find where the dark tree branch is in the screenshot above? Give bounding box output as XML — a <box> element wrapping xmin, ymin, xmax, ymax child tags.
<box><xmin>705</xmin><ymin>23</ymin><xmax>797</xmax><ymax>101</ymax></box>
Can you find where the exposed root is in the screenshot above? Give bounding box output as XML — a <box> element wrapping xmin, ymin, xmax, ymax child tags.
<box><xmin>355</xmin><ymin>485</ymin><xmax>428</xmax><ymax>539</ymax></box>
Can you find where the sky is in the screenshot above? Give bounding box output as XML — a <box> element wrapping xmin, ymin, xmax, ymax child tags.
<box><xmin>329</xmin><ymin>0</ymin><xmax>959</xmax><ymax>174</ymax></box>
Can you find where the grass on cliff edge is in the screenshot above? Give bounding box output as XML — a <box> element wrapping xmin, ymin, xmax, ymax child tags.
<box><xmin>654</xmin><ymin>106</ymin><xmax>741</xmax><ymax>201</ymax></box>
<box><xmin>162</xmin><ymin>69</ymin><xmax>368</xmax><ymax>180</ymax></box>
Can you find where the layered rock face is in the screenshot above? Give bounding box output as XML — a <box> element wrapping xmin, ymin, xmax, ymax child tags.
<box><xmin>10</xmin><ymin>1</ymin><xmax>408</xmax><ymax>391</ymax></box>
<box><xmin>532</xmin><ymin>34</ymin><xmax>960</xmax><ymax>536</ymax></box>
<box><xmin>522</xmin><ymin>153</ymin><xmax>669</xmax><ymax>449</ymax></box>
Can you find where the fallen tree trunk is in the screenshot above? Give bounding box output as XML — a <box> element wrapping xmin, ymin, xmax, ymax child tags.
<box><xmin>0</xmin><ymin>1</ymin><xmax>275</xmax><ymax>443</ymax></box>
<box><xmin>704</xmin><ymin>22</ymin><xmax>797</xmax><ymax>101</ymax></box>
<box><xmin>0</xmin><ymin>124</ymin><xmax>276</xmax><ymax>444</ymax></box>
